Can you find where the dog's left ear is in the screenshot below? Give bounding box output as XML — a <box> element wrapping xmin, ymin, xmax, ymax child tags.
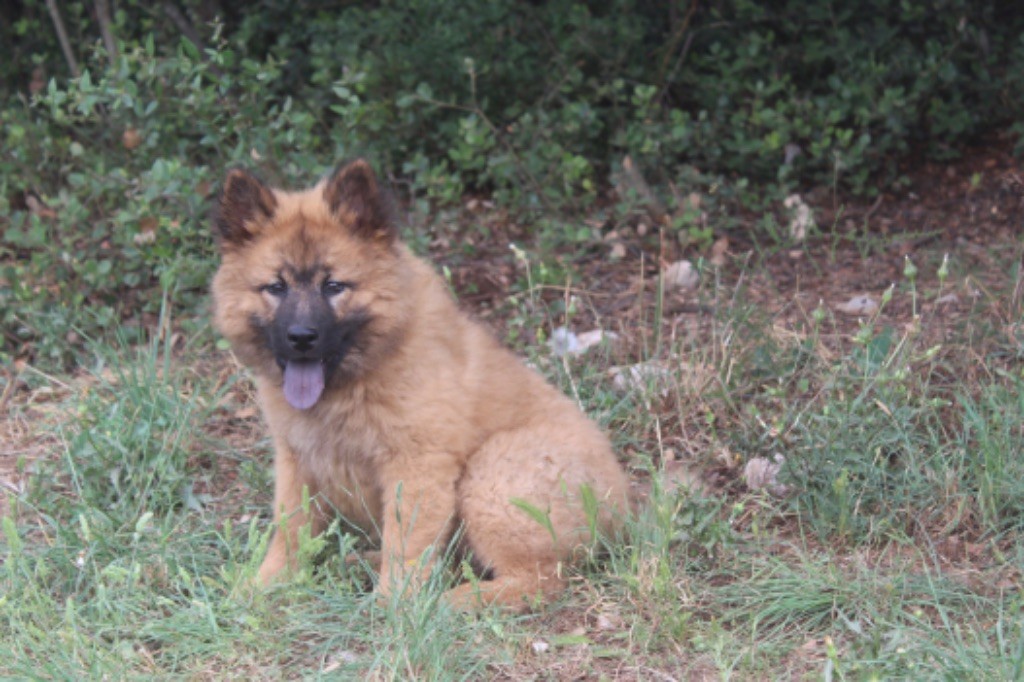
<box><xmin>323</xmin><ymin>159</ymin><xmax>396</xmax><ymax>242</ymax></box>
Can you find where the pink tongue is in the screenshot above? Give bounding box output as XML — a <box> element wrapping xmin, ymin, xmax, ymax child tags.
<box><xmin>283</xmin><ymin>361</ymin><xmax>325</xmax><ymax>410</ymax></box>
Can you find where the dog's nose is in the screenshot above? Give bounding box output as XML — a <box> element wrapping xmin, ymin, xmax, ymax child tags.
<box><xmin>287</xmin><ymin>325</ymin><xmax>319</xmax><ymax>351</ymax></box>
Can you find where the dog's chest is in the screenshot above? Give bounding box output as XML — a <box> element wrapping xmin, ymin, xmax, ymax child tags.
<box><xmin>283</xmin><ymin>404</ymin><xmax>386</xmax><ymax>528</ymax></box>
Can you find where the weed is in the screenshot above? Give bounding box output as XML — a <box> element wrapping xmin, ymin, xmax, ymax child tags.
<box><xmin>36</xmin><ymin>295</ymin><xmax>214</xmax><ymax>522</ymax></box>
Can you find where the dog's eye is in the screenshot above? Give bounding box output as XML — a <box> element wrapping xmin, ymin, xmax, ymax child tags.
<box><xmin>322</xmin><ymin>280</ymin><xmax>350</xmax><ymax>296</ymax></box>
<box><xmin>261</xmin><ymin>280</ymin><xmax>287</xmax><ymax>297</ymax></box>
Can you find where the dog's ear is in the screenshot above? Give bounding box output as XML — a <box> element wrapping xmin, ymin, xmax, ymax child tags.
<box><xmin>323</xmin><ymin>159</ymin><xmax>396</xmax><ymax>242</ymax></box>
<box><xmin>215</xmin><ymin>169</ymin><xmax>277</xmax><ymax>248</ymax></box>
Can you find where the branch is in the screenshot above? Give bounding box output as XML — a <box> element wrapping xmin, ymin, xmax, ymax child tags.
<box><xmin>161</xmin><ymin>1</ymin><xmax>225</xmax><ymax>77</ymax></box>
<box><xmin>656</xmin><ymin>0</ymin><xmax>699</xmax><ymax>94</ymax></box>
<box><xmin>45</xmin><ymin>0</ymin><xmax>80</xmax><ymax>77</ymax></box>
<box><xmin>163</xmin><ymin>2</ymin><xmax>206</xmax><ymax>54</ymax></box>
<box><xmin>94</xmin><ymin>0</ymin><xmax>118</xmax><ymax>66</ymax></box>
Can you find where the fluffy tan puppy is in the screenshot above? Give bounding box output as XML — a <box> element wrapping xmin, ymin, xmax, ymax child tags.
<box><xmin>211</xmin><ymin>159</ymin><xmax>629</xmax><ymax>610</ymax></box>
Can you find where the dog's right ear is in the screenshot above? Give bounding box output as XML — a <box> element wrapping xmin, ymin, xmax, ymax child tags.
<box><xmin>215</xmin><ymin>169</ymin><xmax>277</xmax><ymax>248</ymax></box>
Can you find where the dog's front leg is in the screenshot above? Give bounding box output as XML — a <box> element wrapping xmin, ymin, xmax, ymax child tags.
<box><xmin>258</xmin><ymin>439</ymin><xmax>325</xmax><ymax>585</ymax></box>
<box><xmin>376</xmin><ymin>454</ymin><xmax>460</xmax><ymax>597</ymax></box>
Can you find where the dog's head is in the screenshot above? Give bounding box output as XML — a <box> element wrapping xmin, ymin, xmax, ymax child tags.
<box><xmin>211</xmin><ymin>160</ymin><xmax>410</xmax><ymax>409</ymax></box>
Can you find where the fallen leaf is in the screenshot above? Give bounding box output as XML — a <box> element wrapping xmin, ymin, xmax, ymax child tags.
<box><xmin>575</xmin><ymin>329</ymin><xmax>619</xmax><ymax>352</ymax></box>
<box><xmin>796</xmin><ymin>638</ymin><xmax>828</xmax><ymax>660</ymax></box>
<box><xmin>835</xmin><ymin>295</ymin><xmax>878</xmax><ymax>316</ymax></box>
<box><xmin>122</xmin><ymin>127</ymin><xmax>143</xmax><ymax>150</ymax></box>
<box><xmin>134</xmin><ymin>216</ymin><xmax>158</xmax><ymax>245</ymax></box>
<box><xmin>663</xmin><ymin>260</ymin><xmax>699</xmax><ymax>291</ymax></box>
<box><xmin>619</xmin><ymin>155</ymin><xmax>666</xmax><ymax>222</ymax></box>
<box><xmin>784</xmin><ymin>143</ymin><xmax>802</xmax><ymax>165</ymax></box>
<box><xmin>596</xmin><ymin>612</ymin><xmax>623</xmax><ymax>630</ymax></box>
<box><xmin>664</xmin><ymin>458</ymin><xmax>707</xmax><ymax>495</ymax></box>
<box><xmin>24</xmin><ymin>193</ymin><xmax>57</xmax><ymax>220</ymax></box>
<box><xmin>783</xmin><ymin>194</ymin><xmax>815</xmax><ymax>242</ymax></box>
<box><xmin>549</xmin><ymin>327</ymin><xmax>581</xmax><ymax>356</ymax></box>
<box><xmin>709</xmin><ymin>236</ymin><xmax>729</xmax><ymax>267</ymax></box>
<box><xmin>29</xmin><ymin>66</ymin><xmax>46</xmax><ymax>95</ymax></box>
<box><xmin>322</xmin><ymin>649</ymin><xmax>359</xmax><ymax>672</ymax></box>
<box><xmin>549</xmin><ymin>327</ymin><xmax>618</xmax><ymax>357</ymax></box>
<box><xmin>608</xmin><ymin>361</ymin><xmax>671</xmax><ymax>395</ymax></box>
<box><xmin>609</xmin><ymin>360</ymin><xmax>711</xmax><ymax>395</ymax></box>
<box><xmin>743</xmin><ymin>454</ymin><xmax>790</xmax><ymax>497</ymax></box>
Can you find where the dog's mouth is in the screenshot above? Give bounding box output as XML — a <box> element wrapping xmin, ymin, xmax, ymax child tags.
<box><xmin>281</xmin><ymin>359</ymin><xmax>326</xmax><ymax>410</ymax></box>
<box><xmin>266</xmin><ymin>312</ymin><xmax>369</xmax><ymax>410</ymax></box>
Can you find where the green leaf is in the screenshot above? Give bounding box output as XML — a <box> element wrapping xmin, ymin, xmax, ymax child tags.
<box><xmin>509</xmin><ymin>498</ymin><xmax>556</xmax><ymax>544</ymax></box>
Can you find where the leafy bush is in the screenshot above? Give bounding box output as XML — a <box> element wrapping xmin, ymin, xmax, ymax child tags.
<box><xmin>1</xmin><ymin>36</ymin><xmax>324</xmax><ymax>366</ymax></box>
<box><xmin>671</xmin><ymin>1</ymin><xmax>1024</xmax><ymax>191</ymax></box>
<box><xmin>2</xmin><ymin>0</ymin><xmax>1023</xmax><ymax>367</ymax></box>
<box><xmin>232</xmin><ymin>0</ymin><xmax>1024</xmax><ymax>198</ymax></box>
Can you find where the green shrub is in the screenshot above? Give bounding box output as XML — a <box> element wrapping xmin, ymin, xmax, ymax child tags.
<box><xmin>3</xmin><ymin>0</ymin><xmax>1023</xmax><ymax>367</ymax></box>
<box><xmin>232</xmin><ymin>0</ymin><xmax>1024</xmax><ymax>199</ymax></box>
<box><xmin>0</xmin><ymin>36</ymin><xmax>324</xmax><ymax>366</ymax></box>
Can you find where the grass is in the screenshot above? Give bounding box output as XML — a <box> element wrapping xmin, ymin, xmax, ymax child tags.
<box><xmin>2</xmin><ymin>234</ymin><xmax>1024</xmax><ymax>680</ymax></box>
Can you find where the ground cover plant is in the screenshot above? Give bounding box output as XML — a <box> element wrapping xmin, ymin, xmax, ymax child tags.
<box><xmin>3</xmin><ymin>2</ymin><xmax>1024</xmax><ymax>679</ymax></box>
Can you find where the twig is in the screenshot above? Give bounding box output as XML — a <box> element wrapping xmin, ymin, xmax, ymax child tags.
<box><xmin>161</xmin><ymin>2</ymin><xmax>225</xmax><ymax>77</ymax></box>
<box><xmin>94</xmin><ymin>0</ymin><xmax>118</xmax><ymax>65</ymax></box>
<box><xmin>620</xmin><ymin>156</ymin><xmax>667</xmax><ymax>224</ymax></box>
<box><xmin>0</xmin><ymin>479</ymin><xmax>24</xmax><ymax>496</ymax></box>
<box><xmin>862</xmin><ymin>194</ymin><xmax>884</xmax><ymax>223</ymax></box>
<box><xmin>655</xmin><ymin>0</ymin><xmax>699</xmax><ymax>94</ymax></box>
<box><xmin>45</xmin><ymin>0</ymin><xmax>80</xmax><ymax>77</ymax></box>
<box><xmin>662</xmin><ymin>32</ymin><xmax>695</xmax><ymax>100</ymax></box>
<box><xmin>0</xmin><ymin>365</ymin><xmax>17</xmax><ymax>414</ymax></box>
<box><xmin>20</xmin><ymin>363</ymin><xmax>72</xmax><ymax>392</ymax></box>
<box><xmin>163</xmin><ymin>2</ymin><xmax>205</xmax><ymax>54</ymax></box>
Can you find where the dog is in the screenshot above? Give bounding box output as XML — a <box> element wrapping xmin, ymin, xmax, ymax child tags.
<box><xmin>211</xmin><ymin>159</ymin><xmax>629</xmax><ymax>610</ymax></box>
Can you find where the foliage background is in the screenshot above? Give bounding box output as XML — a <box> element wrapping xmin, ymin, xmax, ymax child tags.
<box><xmin>2</xmin><ymin>0</ymin><xmax>1023</xmax><ymax>366</ymax></box>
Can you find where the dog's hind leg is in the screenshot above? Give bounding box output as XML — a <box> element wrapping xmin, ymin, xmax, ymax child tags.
<box><xmin>443</xmin><ymin>570</ymin><xmax>563</xmax><ymax>612</ymax></box>
<box><xmin>450</xmin><ymin>421</ymin><xmax>627</xmax><ymax>611</ymax></box>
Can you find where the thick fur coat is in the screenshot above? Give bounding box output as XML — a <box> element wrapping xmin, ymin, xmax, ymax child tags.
<box><xmin>211</xmin><ymin>160</ymin><xmax>629</xmax><ymax>609</ymax></box>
